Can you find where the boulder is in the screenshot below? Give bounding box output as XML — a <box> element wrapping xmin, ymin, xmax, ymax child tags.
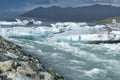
<box><xmin>41</xmin><ymin>72</ymin><xmax>54</xmax><ymax>80</ymax></box>
<box><xmin>48</xmin><ymin>68</ymin><xmax>64</xmax><ymax>80</ymax></box>
<box><xmin>22</xmin><ymin>56</ymin><xmax>30</xmax><ymax>61</ymax></box>
<box><xmin>48</xmin><ymin>68</ymin><xmax>56</xmax><ymax>76</ymax></box>
<box><xmin>34</xmin><ymin>74</ymin><xmax>41</xmax><ymax>80</ymax></box>
<box><xmin>0</xmin><ymin>36</ymin><xmax>63</xmax><ymax>80</ymax></box>
<box><xmin>17</xmin><ymin>62</ymin><xmax>36</xmax><ymax>75</ymax></box>
<box><xmin>0</xmin><ymin>53</ymin><xmax>12</xmax><ymax>61</ymax></box>
<box><xmin>5</xmin><ymin>51</ymin><xmax>19</xmax><ymax>59</ymax></box>
<box><xmin>7</xmin><ymin>72</ymin><xmax>34</xmax><ymax>80</ymax></box>
<box><xmin>2</xmin><ymin>40</ymin><xmax>11</xmax><ymax>49</ymax></box>
<box><xmin>0</xmin><ymin>60</ymin><xmax>14</xmax><ymax>72</ymax></box>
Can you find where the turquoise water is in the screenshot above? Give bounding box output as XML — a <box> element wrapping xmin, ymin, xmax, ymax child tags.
<box><xmin>0</xmin><ymin>24</ymin><xmax>120</xmax><ymax>80</ymax></box>
<box><xmin>12</xmin><ymin>39</ymin><xmax>120</xmax><ymax>80</ymax></box>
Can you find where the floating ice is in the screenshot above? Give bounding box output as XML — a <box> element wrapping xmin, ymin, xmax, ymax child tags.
<box><xmin>51</xmin><ymin>22</ymin><xmax>88</xmax><ymax>34</ymax></box>
<box><xmin>1</xmin><ymin>20</ymin><xmax>120</xmax><ymax>43</ymax></box>
<box><xmin>0</xmin><ymin>26</ymin><xmax>52</xmax><ymax>40</ymax></box>
<box><xmin>0</xmin><ymin>20</ymin><xmax>119</xmax><ymax>80</ymax></box>
<box><xmin>0</xmin><ymin>19</ymin><xmax>42</xmax><ymax>26</ymax></box>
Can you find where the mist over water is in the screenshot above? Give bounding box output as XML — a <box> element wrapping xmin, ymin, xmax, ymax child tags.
<box><xmin>0</xmin><ymin>22</ymin><xmax>120</xmax><ymax>80</ymax></box>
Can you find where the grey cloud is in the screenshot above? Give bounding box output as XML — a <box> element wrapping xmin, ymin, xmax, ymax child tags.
<box><xmin>34</xmin><ymin>0</ymin><xmax>51</xmax><ymax>5</ymax></box>
<box><xmin>36</xmin><ymin>0</ymin><xmax>120</xmax><ymax>7</ymax></box>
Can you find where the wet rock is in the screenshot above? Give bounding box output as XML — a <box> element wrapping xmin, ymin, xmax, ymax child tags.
<box><xmin>7</xmin><ymin>72</ymin><xmax>33</xmax><ymax>80</ymax></box>
<box><xmin>0</xmin><ymin>60</ymin><xmax>14</xmax><ymax>72</ymax></box>
<box><xmin>2</xmin><ymin>40</ymin><xmax>12</xmax><ymax>49</ymax></box>
<box><xmin>41</xmin><ymin>72</ymin><xmax>54</xmax><ymax>80</ymax></box>
<box><xmin>16</xmin><ymin>62</ymin><xmax>36</xmax><ymax>75</ymax></box>
<box><xmin>35</xmin><ymin>59</ymin><xmax>40</xmax><ymax>63</ymax></box>
<box><xmin>0</xmin><ymin>53</ymin><xmax>12</xmax><ymax>61</ymax></box>
<box><xmin>54</xmin><ymin>73</ymin><xmax>64</xmax><ymax>80</ymax></box>
<box><xmin>36</xmin><ymin>63</ymin><xmax>45</xmax><ymax>71</ymax></box>
<box><xmin>5</xmin><ymin>51</ymin><xmax>19</xmax><ymax>59</ymax></box>
<box><xmin>34</xmin><ymin>76</ymin><xmax>41</xmax><ymax>80</ymax></box>
<box><xmin>0</xmin><ymin>36</ymin><xmax>63</xmax><ymax>80</ymax></box>
<box><xmin>48</xmin><ymin>68</ymin><xmax>56</xmax><ymax>76</ymax></box>
<box><xmin>0</xmin><ymin>76</ymin><xmax>9</xmax><ymax>80</ymax></box>
<box><xmin>31</xmin><ymin>74</ymin><xmax>41</xmax><ymax>80</ymax></box>
<box><xmin>48</xmin><ymin>68</ymin><xmax>64</xmax><ymax>80</ymax></box>
<box><xmin>22</xmin><ymin>56</ymin><xmax>30</xmax><ymax>61</ymax></box>
<box><xmin>0</xmin><ymin>72</ymin><xmax>8</xmax><ymax>79</ymax></box>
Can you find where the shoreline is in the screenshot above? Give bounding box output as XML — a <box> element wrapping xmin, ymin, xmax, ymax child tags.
<box><xmin>0</xmin><ymin>36</ymin><xmax>63</xmax><ymax>80</ymax></box>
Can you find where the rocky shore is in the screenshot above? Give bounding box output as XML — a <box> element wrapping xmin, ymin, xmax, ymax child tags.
<box><xmin>0</xmin><ymin>36</ymin><xmax>63</xmax><ymax>80</ymax></box>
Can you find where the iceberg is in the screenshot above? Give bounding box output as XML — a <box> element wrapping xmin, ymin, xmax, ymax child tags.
<box><xmin>0</xmin><ymin>26</ymin><xmax>52</xmax><ymax>40</ymax></box>
<box><xmin>0</xmin><ymin>19</ymin><xmax>42</xmax><ymax>26</ymax></box>
<box><xmin>51</xmin><ymin>22</ymin><xmax>88</xmax><ymax>34</ymax></box>
<box><xmin>1</xmin><ymin>19</ymin><xmax>120</xmax><ymax>43</ymax></box>
<box><xmin>53</xmin><ymin>25</ymin><xmax>120</xmax><ymax>44</ymax></box>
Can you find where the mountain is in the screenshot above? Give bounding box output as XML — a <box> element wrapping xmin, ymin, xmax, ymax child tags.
<box><xmin>96</xmin><ymin>16</ymin><xmax>120</xmax><ymax>24</ymax></box>
<box><xmin>1</xmin><ymin>0</ymin><xmax>120</xmax><ymax>19</ymax></box>
<box><xmin>20</xmin><ymin>4</ymin><xmax>120</xmax><ymax>22</ymax></box>
<box><xmin>35</xmin><ymin>0</ymin><xmax>120</xmax><ymax>7</ymax></box>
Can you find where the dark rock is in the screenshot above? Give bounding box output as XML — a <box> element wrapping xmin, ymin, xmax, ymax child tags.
<box><xmin>0</xmin><ymin>36</ymin><xmax>63</xmax><ymax>80</ymax></box>
<box><xmin>40</xmin><ymin>74</ymin><xmax>45</xmax><ymax>79</ymax></box>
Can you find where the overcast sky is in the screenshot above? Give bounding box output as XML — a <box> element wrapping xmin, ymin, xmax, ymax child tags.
<box><xmin>0</xmin><ymin>0</ymin><xmax>120</xmax><ymax>19</ymax></box>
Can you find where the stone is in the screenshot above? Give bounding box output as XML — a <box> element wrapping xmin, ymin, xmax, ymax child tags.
<box><xmin>40</xmin><ymin>72</ymin><xmax>54</xmax><ymax>80</ymax></box>
<box><xmin>2</xmin><ymin>40</ymin><xmax>11</xmax><ymax>49</ymax></box>
<box><xmin>22</xmin><ymin>56</ymin><xmax>30</xmax><ymax>61</ymax></box>
<box><xmin>34</xmin><ymin>74</ymin><xmax>41</xmax><ymax>80</ymax></box>
<box><xmin>34</xmin><ymin>59</ymin><xmax>40</xmax><ymax>63</ymax></box>
<box><xmin>17</xmin><ymin>66</ymin><xmax>36</xmax><ymax>75</ymax></box>
<box><xmin>0</xmin><ymin>53</ymin><xmax>11</xmax><ymax>61</ymax></box>
<box><xmin>0</xmin><ymin>76</ymin><xmax>8</xmax><ymax>80</ymax></box>
<box><xmin>0</xmin><ymin>36</ymin><xmax>63</xmax><ymax>80</ymax></box>
<box><xmin>0</xmin><ymin>60</ymin><xmax>14</xmax><ymax>72</ymax></box>
<box><xmin>36</xmin><ymin>63</ymin><xmax>44</xmax><ymax>71</ymax></box>
<box><xmin>5</xmin><ymin>51</ymin><xmax>19</xmax><ymax>59</ymax></box>
<box><xmin>48</xmin><ymin>68</ymin><xmax>56</xmax><ymax>76</ymax></box>
<box><xmin>48</xmin><ymin>68</ymin><xmax>64</xmax><ymax>80</ymax></box>
<box><xmin>7</xmin><ymin>72</ymin><xmax>33</xmax><ymax>80</ymax></box>
<box><xmin>0</xmin><ymin>72</ymin><xmax>8</xmax><ymax>78</ymax></box>
<box><xmin>17</xmin><ymin>62</ymin><xmax>36</xmax><ymax>75</ymax></box>
<box><xmin>54</xmin><ymin>74</ymin><xmax>64</xmax><ymax>80</ymax></box>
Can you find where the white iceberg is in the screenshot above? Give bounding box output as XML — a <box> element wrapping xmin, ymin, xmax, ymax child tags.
<box><xmin>0</xmin><ymin>19</ymin><xmax>42</xmax><ymax>26</ymax></box>
<box><xmin>53</xmin><ymin>25</ymin><xmax>120</xmax><ymax>43</ymax></box>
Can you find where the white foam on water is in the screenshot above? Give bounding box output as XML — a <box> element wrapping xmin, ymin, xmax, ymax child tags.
<box><xmin>103</xmin><ymin>43</ymin><xmax>120</xmax><ymax>51</ymax></box>
<box><xmin>85</xmin><ymin>68</ymin><xmax>106</xmax><ymax>77</ymax></box>
<box><xmin>68</xmin><ymin>60</ymin><xmax>84</xmax><ymax>64</ymax></box>
<box><xmin>1</xmin><ymin>22</ymin><xmax>120</xmax><ymax>80</ymax></box>
<box><xmin>56</xmin><ymin>43</ymin><xmax>103</xmax><ymax>61</ymax></box>
<box><xmin>51</xmin><ymin>52</ymin><xmax>60</xmax><ymax>57</ymax></box>
<box><xmin>7</xmin><ymin>37</ymin><xmax>120</xmax><ymax>80</ymax></box>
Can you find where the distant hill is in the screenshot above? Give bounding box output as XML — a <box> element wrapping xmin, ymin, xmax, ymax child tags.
<box><xmin>96</xmin><ymin>16</ymin><xmax>120</xmax><ymax>24</ymax></box>
<box><xmin>20</xmin><ymin>4</ymin><xmax>120</xmax><ymax>22</ymax></box>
